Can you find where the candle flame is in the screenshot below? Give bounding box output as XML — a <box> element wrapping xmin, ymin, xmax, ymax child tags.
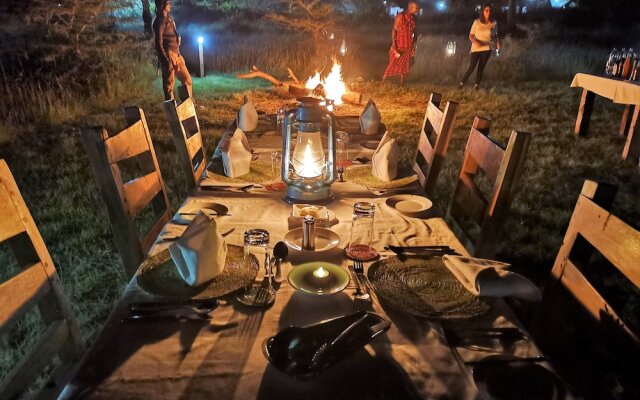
<box><xmin>313</xmin><ymin>266</ymin><xmax>329</xmax><ymax>278</ymax></box>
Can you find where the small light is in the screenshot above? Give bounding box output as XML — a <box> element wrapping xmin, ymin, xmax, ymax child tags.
<box><xmin>436</xmin><ymin>1</ymin><xmax>447</xmax><ymax>12</ymax></box>
<box><xmin>197</xmin><ymin>36</ymin><xmax>204</xmax><ymax>44</ymax></box>
<box><xmin>339</xmin><ymin>38</ymin><xmax>347</xmax><ymax>56</ymax></box>
<box><xmin>329</xmin><ymin>32</ymin><xmax>335</xmax><ymax>40</ymax></box>
<box><xmin>313</xmin><ymin>266</ymin><xmax>329</xmax><ymax>278</ymax></box>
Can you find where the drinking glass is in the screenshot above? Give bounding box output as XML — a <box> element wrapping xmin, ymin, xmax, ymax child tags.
<box><xmin>237</xmin><ymin>229</ymin><xmax>275</xmax><ymax>306</ymax></box>
<box><xmin>271</xmin><ymin>151</ymin><xmax>282</xmax><ymax>180</ymax></box>
<box><xmin>345</xmin><ymin>202</ymin><xmax>379</xmax><ymax>261</ymax></box>
<box><xmin>336</xmin><ymin>131</ymin><xmax>349</xmax><ymax>182</ymax></box>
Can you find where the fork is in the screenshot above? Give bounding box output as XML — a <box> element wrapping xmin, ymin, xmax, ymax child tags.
<box><xmin>352</xmin><ymin>260</ymin><xmax>371</xmax><ymax>300</ymax></box>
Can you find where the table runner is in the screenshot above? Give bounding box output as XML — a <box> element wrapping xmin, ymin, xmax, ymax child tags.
<box><xmin>61</xmin><ymin>127</ymin><xmax>543</xmax><ymax>400</ymax></box>
<box><xmin>571</xmin><ymin>73</ymin><xmax>640</xmax><ymax>105</ymax></box>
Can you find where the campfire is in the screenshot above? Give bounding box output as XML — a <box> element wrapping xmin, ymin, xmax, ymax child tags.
<box><xmin>305</xmin><ymin>59</ymin><xmax>347</xmax><ymax>105</ymax></box>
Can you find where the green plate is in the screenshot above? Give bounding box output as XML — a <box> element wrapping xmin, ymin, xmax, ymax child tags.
<box><xmin>343</xmin><ymin>166</ymin><xmax>417</xmax><ymax>189</ymax></box>
<box><xmin>288</xmin><ymin>262</ymin><xmax>350</xmax><ymax>296</ymax></box>
<box><xmin>368</xmin><ymin>255</ymin><xmax>490</xmax><ymax>320</ymax></box>
<box><xmin>137</xmin><ymin>244</ymin><xmax>258</xmax><ymax>300</ymax></box>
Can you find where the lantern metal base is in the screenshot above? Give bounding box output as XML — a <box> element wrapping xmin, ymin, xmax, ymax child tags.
<box><xmin>283</xmin><ymin>185</ymin><xmax>335</xmax><ymax>205</ymax></box>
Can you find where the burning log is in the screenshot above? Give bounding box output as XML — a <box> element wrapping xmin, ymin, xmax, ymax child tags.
<box><xmin>237</xmin><ymin>63</ymin><xmax>362</xmax><ymax>106</ymax></box>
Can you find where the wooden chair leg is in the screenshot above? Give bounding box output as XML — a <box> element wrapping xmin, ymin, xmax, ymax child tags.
<box><xmin>622</xmin><ymin>105</ymin><xmax>640</xmax><ymax>162</ymax></box>
<box><xmin>575</xmin><ymin>89</ymin><xmax>595</xmax><ymax>137</ymax></box>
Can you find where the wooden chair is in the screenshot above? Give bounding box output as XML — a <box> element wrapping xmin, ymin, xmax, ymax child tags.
<box><xmin>164</xmin><ymin>87</ymin><xmax>207</xmax><ymax>189</ymax></box>
<box><xmin>83</xmin><ymin>107</ymin><xmax>172</xmax><ymax>278</ymax></box>
<box><xmin>0</xmin><ymin>159</ymin><xmax>84</xmax><ymax>399</ymax></box>
<box><xmin>413</xmin><ymin>93</ymin><xmax>459</xmax><ymax>197</ymax></box>
<box><xmin>446</xmin><ymin>116</ymin><xmax>531</xmax><ymax>259</ymax></box>
<box><xmin>533</xmin><ymin>181</ymin><xmax>640</xmax><ymax>398</ymax></box>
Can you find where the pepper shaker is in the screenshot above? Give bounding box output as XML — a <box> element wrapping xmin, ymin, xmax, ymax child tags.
<box><xmin>302</xmin><ymin>215</ymin><xmax>316</xmax><ymax>250</ymax></box>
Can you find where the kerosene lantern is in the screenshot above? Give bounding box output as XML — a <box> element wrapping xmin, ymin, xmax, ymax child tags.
<box><xmin>281</xmin><ymin>97</ymin><xmax>336</xmax><ymax>203</ymax></box>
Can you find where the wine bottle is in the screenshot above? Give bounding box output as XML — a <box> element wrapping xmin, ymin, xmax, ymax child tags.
<box><xmin>605</xmin><ymin>48</ymin><xmax>617</xmax><ymax>75</ymax></box>
<box><xmin>622</xmin><ymin>48</ymin><xmax>634</xmax><ymax>79</ymax></box>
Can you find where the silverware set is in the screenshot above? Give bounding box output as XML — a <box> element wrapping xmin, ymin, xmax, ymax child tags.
<box><xmin>385</xmin><ymin>245</ymin><xmax>460</xmax><ymax>257</ymax></box>
<box><xmin>350</xmin><ymin>260</ymin><xmax>371</xmax><ymax>301</ymax></box>
<box><xmin>198</xmin><ymin>184</ymin><xmax>257</xmax><ymax>193</ymax></box>
<box><xmin>122</xmin><ymin>299</ymin><xmax>218</xmax><ymax>322</ymax></box>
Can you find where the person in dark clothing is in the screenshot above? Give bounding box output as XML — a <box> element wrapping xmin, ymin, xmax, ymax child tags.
<box><xmin>142</xmin><ymin>0</ymin><xmax>153</xmax><ymax>37</ymax></box>
<box><xmin>153</xmin><ymin>0</ymin><xmax>193</xmax><ymax>100</ymax></box>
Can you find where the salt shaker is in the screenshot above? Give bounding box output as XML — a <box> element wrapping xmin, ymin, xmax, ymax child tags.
<box><xmin>302</xmin><ymin>215</ymin><xmax>316</xmax><ymax>250</ymax></box>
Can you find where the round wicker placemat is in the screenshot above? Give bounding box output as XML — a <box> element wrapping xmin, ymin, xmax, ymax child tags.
<box><xmin>137</xmin><ymin>244</ymin><xmax>258</xmax><ymax>300</ymax></box>
<box><xmin>206</xmin><ymin>160</ymin><xmax>277</xmax><ymax>184</ymax></box>
<box><xmin>343</xmin><ymin>166</ymin><xmax>417</xmax><ymax>189</ymax></box>
<box><xmin>367</xmin><ymin>255</ymin><xmax>490</xmax><ymax>320</ymax></box>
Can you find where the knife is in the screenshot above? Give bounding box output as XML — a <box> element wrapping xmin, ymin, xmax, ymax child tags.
<box><xmin>465</xmin><ymin>355</ymin><xmax>548</xmax><ymax>366</ymax></box>
<box><xmin>386</xmin><ymin>245</ymin><xmax>459</xmax><ymax>256</ymax></box>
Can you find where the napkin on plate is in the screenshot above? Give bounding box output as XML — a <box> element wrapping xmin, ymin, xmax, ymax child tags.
<box><xmin>359</xmin><ymin>99</ymin><xmax>381</xmax><ymax>135</ymax></box>
<box><xmin>237</xmin><ymin>95</ymin><xmax>258</xmax><ymax>132</ymax></box>
<box><xmin>371</xmin><ymin>131</ymin><xmax>399</xmax><ymax>181</ymax></box>
<box><xmin>169</xmin><ymin>211</ymin><xmax>228</xmax><ymax>287</ymax></box>
<box><xmin>442</xmin><ymin>255</ymin><xmax>541</xmax><ymax>302</ymax></box>
<box><xmin>221</xmin><ymin>127</ymin><xmax>252</xmax><ymax>178</ymax></box>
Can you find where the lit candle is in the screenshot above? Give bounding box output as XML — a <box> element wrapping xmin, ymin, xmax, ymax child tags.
<box><xmin>313</xmin><ymin>266</ymin><xmax>329</xmax><ymax>278</ymax></box>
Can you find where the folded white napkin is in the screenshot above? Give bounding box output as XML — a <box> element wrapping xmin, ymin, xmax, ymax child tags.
<box><xmin>221</xmin><ymin>127</ymin><xmax>252</xmax><ymax>178</ymax></box>
<box><xmin>169</xmin><ymin>211</ymin><xmax>228</xmax><ymax>287</ymax></box>
<box><xmin>359</xmin><ymin>99</ymin><xmax>381</xmax><ymax>135</ymax></box>
<box><xmin>442</xmin><ymin>255</ymin><xmax>541</xmax><ymax>302</ymax></box>
<box><xmin>237</xmin><ymin>95</ymin><xmax>258</xmax><ymax>132</ymax></box>
<box><xmin>371</xmin><ymin>131</ymin><xmax>399</xmax><ymax>181</ymax></box>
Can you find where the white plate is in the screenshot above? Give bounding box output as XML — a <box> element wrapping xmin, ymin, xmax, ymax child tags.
<box><xmin>385</xmin><ymin>195</ymin><xmax>433</xmax><ymax>218</ymax></box>
<box><xmin>284</xmin><ymin>228</ymin><xmax>341</xmax><ymax>252</ymax></box>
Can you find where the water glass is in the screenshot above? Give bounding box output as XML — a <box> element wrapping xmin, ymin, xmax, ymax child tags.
<box><xmin>345</xmin><ymin>202</ymin><xmax>378</xmax><ymax>261</ymax></box>
<box><xmin>336</xmin><ymin>131</ymin><xmax>349</xmax><ymax>181</ymax></box>
<box><xmin>237</xmin><ymin>229</ymin><xmax>275</xmax><ymax>307</ymax></box>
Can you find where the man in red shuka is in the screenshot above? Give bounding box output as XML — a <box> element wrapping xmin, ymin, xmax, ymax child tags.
<box><xmin>382</xmin><ymin>1</ymin><xmax>420</xmax><ymax>85</ymax></box>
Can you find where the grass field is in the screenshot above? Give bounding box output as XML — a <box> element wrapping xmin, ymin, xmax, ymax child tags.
<box><xmin>1</xmin><ymin>3</ymin><xmax>640</xmax><ymax>396</ymax></box>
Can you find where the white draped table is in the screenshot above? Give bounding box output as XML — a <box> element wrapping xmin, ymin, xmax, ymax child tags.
<box><xmin>571</xmin><ymin>73</ymin><xmax>640</xmax><ymax>162</ymax></box>
<box><xmin>60</xmin><ymin>123</ymin><xmax>551</xmax><ymax>400</ymax></box>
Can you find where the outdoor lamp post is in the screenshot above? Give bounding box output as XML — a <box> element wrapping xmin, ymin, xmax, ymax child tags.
<box><xmin>446</xmin><ymin>40</ymin><xmax>456</xmax><ymax>56</ymax></box>
<box><xmin>281</xmin><ymin>97</ymin><xmax>336</xmax><ymax>203</ymax></box>
<box><xmin>197</xmin><ymin>36</ymin><xmax>204</xmax><ymax>77</ymax></box>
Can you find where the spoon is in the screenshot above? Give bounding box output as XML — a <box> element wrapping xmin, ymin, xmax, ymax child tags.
<box><xmin>273</xmin><ymin>241</ymin><xmax>288</xmax><ymax>284</ymax></box>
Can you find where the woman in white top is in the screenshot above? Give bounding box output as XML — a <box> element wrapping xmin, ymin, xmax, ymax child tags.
<box><xmin>459</xmin><ymin>4</ymin><xmax>501</xmax><ymax>89</ymax></box>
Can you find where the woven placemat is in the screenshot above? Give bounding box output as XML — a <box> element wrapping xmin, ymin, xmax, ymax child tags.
<box><xmin>206</xmin><ymin>160</ymin><xmax>278</xmax><ymax>184</ymax></box>
<box><xmin>368</xmin><ymin>256</ymin><xmax>490</xmax><ymax>320</ymax></box>
<box><xmin>137</xmin><ymin>244</ymin><xmax>258</xmax><ymax>300</ymax></box>
<box><xmin>343</xmin><ymin>166</ymin><xmax>417</xmax><ymax>189</ymax></box>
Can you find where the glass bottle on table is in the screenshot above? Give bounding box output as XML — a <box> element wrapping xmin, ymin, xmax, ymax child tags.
<box><xmin>345</xmin><ymin>202</ymin><xmax>379</xmax><ymax>261</ymax></box>
<box><xmin>336</xmin><ymin>131</ymin><xmax>350</xmax><ymax>182</ymax></box>
<box><xmin>622</xmin><ymin>48</ymin><xmax>634</xmax><ymax>79</ymax></box>
<box><xmin>605</xmin><ymin>48</ymin><xmax>617</xmax><ymax>75</ymax></box>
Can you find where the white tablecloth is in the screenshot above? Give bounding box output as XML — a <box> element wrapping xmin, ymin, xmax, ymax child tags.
<box><xmin>61</xmin><ymin>131</ymin><xmax>547</xmax><ymax>400</ymax></box>
<box><xmin>571</xmin><ymin>73</ymin><xmax>640</xmax><ymax>105</ymax></box>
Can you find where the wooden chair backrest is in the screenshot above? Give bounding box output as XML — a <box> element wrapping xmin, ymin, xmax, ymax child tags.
<box><xmin>0</xmin><ymin>159</ymin><xmax>83</xmax><ymax>400</ymax></box>
<box><xmin>164</xmin><ymin>92</ymin><xmax>206</xmax><ymax>189</ymax></box>
<box><xmin>446</xmin><ymin>116</ymin><xmax>531</xmax><ymax>258</ymax></box>
<box><xmin>413</xmin><ymin>93</ymin><xmax>459</xmax><ymax>197</ymax></box>
<box><xmin>83</xmin><ymin>107</ymin><xmax>172</xmax><ymax>278</ymax></box>
<box><xmin>548</xmin><ymin>180</ymin><xmax>640</xmax><ymax>343</ymax></box>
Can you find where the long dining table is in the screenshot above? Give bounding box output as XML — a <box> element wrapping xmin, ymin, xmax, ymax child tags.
<box><xmin>60</xmin><ymin>117</ymin><xmax>553</xmax><ymax>400</ymax></box>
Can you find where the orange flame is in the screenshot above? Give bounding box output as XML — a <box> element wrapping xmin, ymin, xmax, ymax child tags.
<box><xmin>305</xmin><ymin>59</ymin><xmax>347</xmax><ymax>106</ymax></box>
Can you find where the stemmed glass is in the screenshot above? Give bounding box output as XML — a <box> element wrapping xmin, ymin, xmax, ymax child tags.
<box><xmin>236</xmin><ymin>229</ymin><xmax>276</xmax><ymax>307</ymax></box>
<box><xmin>336</xmin><ymin>131</ymin><xmax>350</xmax><ymax>182</ymax></box>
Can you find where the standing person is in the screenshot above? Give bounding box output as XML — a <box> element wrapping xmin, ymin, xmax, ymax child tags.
<box><xmin>142</xmin><ymin>0</ymin><xmax>153</xmax><ymax>37</ymax></box>
<box><xmin>382</xmin><ymin>1</ymin><xmax>420</xmax><ymax>85</ymax></box>
<box><xmin>153</xmin><ymin>0</ymin><xmax>193</xmax><ymax>100</ymax></box>
<box><xmin>459</xmin><ymin>4</ymin><xmax>500</xmax><ymax>90</ymax></box>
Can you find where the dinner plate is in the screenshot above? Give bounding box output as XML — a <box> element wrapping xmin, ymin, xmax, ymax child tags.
<box><xmin>385</xmin><ymin>195</ymin><xmax>433</xmax><ymax>218</ymax></box>
<box><xmin>472</xmin><ymin>356</ymin><xmax>565</xmax><ymax>400</ymax></box>
<box><xmin>137</xmin><ymin>245</ymin><xmax>258</xmax><ymax>300</ymax></box>
<box><xmin>360</xmin><ymin>140</ymin><xmax>380</xmax><ymax>150</ymax></box>
<box><xmin>367</xmin><ymin>255</ymin><xmax>490</xmax><ymax>319</ymax></box>
<box><xmin>172</xmin><ymin>202</ymin><xmax>229</xmax><ymax>225</ymax></box>
<box><xmin>288</xmin><ymin>262</ymin><xmax>350</xmax><ymax>295</ymax></box>
<box><xmin>284</xmin><ymin>228</ymin><xmax>341</xmax><ymax>252</ymax></box>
